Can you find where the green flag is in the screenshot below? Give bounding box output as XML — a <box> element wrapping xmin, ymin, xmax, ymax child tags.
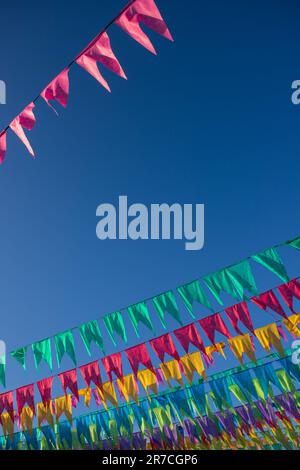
<box><xmin>32</xmin><ymin>338</ymin><xmax>52</xmax><ymax>371</ymax></box>
<box><xmin>11</xmin><ymin>347</ymin><xmax>27</xmax><ymax>369</ymax></box>
<box><xmin>152</xmin><ymin>291</ymin><xmax>182</xmax><ymax>328</ymax></box>
<box><xmin>226</xmin><ymin>260</ymin><xmax>258</xmax><ymax>298</ymax></box>
<box><xmin>204</xmin><ymin>260</ymin><xmax>257</xmax><ymax>304</ymax></box>
<box><xmin>103</xmin><ymin>311</ymin><xmax>127</xmax><ymax>346</ymax></box>
<box><xmin>79</xmin><ymin>320</ymin><xmax>104</xmax><ymax>356</ymax></box>
<box><xmin>286</xmin><ymin>236</ymin><xmax>300</xmax><ymax>250</ymax></box>
<box><xmin>54</xmin><ymin>330</ymin><xmax>76</xmax><ymax>367</ymax></box>
<box><xmin>0</xmin><ymin>355</ymin><xmax>5</xmax><ymax>387</ymax></box>
<box><xmin>252</xmin><ymin>248</ymin><xmax>289</xmax><ymax>282</ymax></box>
<box><xmin>127</xmin><ymin>302</ymin><xmax>154</xmax><ymax>337</ymax></box>
<box><xmin>177</xmin><ymin>280</ymin><xmax>213</xmax><ymax>318</ymax></box>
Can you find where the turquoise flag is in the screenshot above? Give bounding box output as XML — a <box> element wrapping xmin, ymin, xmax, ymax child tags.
<box><xmin>152</xmin><ymin>291</ymin><xmax>182</xmax><ymax>328</ymax></box>
<box><xmin>79</xmin><ymin>320</ymin><xmax>104</xmax><ymax>355</ymax></box>
<box><xmin>177</xmin><ymin>280</ymin><xmax>213</xmax><ymax>318</ymax></box>
<box><xmin>103</xmin><ymin>311</ymin><xmax>127</xmax><ymax>346</ymax></box>
<box><xmin>252</xmin><ymin>248</ymin><xmax>289</xmax><ymax>282</ymax></box>
<box><xmin>11</xmin><ymin>347</ymin><xmax>27</xmax><ymax>369</ymax></box>
<box><xmin>286</xmin><ymin>236</ymin><xmax>300</xmax><ymax>250</ymax></box>
<box><xmin>54</xmin><ymin>330</ymin><xmax>76</xmax><ymax>367</ymax></box>
<box><xmin>127</xmin><ymin>302</ymin><xmax>154</xmax><ymax>337</ymax></box>
<box><xmin>204</xmin><ymin>260</ymin><xmax>258</xmax><ymax>304</ymax></box>
<box><xmin>32</xmin><ymin>338</ymin><xmax>52</xmax><ymax>371</ymax></box>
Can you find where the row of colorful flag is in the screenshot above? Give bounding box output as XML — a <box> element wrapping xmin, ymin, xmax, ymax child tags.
<box><xmin>7</xmin><ymin>273</ymin><xmax>300</xmax><ymax>383</ymax></box>
<box><xmin>1</xmin><ymin>322</ymin><xmax>298</xmax><ymax>432</ymax></box>
<box><xmin>0</xmin><ymin>0</ymin><xmax>173</xmax><ymax>164</ymax></box>
<box><xmin>1</xmin><ymin>356</ymin><xmax>299</xmax><ymax>449</ymax></box>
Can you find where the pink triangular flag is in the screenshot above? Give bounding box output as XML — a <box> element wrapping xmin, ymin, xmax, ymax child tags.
<box><xmin>10</xmin><ymin>103</ymin><xmax>36</xmax><ymax>157</ymax></box>
<box><xmin>115</xmin><ymin>0</ymin><xmax>173</xmax><ymax>54</ymax></box>
<box><xmin>115</xmin><ymin>4</ymin><xmax>157</xmax><ymax>54</ymax></box>
<box><xmin>41</xmin><ymin>68</ymin><xmax>70</xmax><ymax>113</ymax></box>
<box><xmin>0</xmin><ymin>131</ymin><xmax>7</xmax><ymax>164</ymax></box>
<box><xmin>134</xmin><ymin>0</ymin><xmax>173</xmax><ymax>41</ymax></box>
<box><xmin>76</xmin><ymin>32</ymin><xmax>126</xmax><ymax>91</ymax></box>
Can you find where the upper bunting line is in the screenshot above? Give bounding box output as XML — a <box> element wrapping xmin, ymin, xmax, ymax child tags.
<box><xmin>0</xmin><ymin>0</ymin><xmax>174</xmax><ymax>161</ymax></box>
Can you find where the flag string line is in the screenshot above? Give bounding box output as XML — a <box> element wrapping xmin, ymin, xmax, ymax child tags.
<box><xmin>2</xmin><ymin>0</ymin><xmax>137</xmax><ymax>133</ymax></box>
<box><xmin>1</xmin><ymin>348</ymin><xmax>296</xmax><ymax>442</ymax></box>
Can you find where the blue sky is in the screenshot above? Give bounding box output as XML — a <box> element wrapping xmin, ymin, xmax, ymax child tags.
<box><xmin>0</xmin><ymin>0</ymin><xmax>300</xmax><ymax>415</ymax></box>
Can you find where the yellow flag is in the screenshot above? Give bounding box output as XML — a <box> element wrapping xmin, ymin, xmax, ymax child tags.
<box><xmin>228</xmin><ymin>333</ymin><xmax>256</xmax><ymax>364</ymax></box>
<box><xmin>160</xmin><ymin>359</ymin><xmax>183</xmax><ymax>387</ymax></box>
<box><xmin>55</xmin><ymin>395</ymin><xmax>72</xmax><ymax>424</ymax></box>
<box><xmin>180</xmin><ymin>351</ymin><xmax>206</xmax><ymax>383</ymax></box>
<box><xmin>254</xmin><ymin>323</ymin><xmax>284</xmax><ymax>356</ymax></box>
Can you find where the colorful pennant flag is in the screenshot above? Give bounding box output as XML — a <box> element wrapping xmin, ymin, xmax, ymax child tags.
<box><xmin>79</xmin><ymin>320</ymin><xmax>104</xmax><ymax>356</ymax></box>
<box><xmin>252</xmin><ymin>248</ymin><xmax>289</xmax><ymax>282</ymax></box>
<box><xmin>152</xmin><ymin>291</ymin><xmax>182</xmax><ymax>328</ymax></box>
<box><xmin>54</xmin><ymin>330</ymin><xmax>76</xmax><ymax>367</ymax></box>
<box><xmin>103</xmin><ymin>311</ymin><xmax>127</xmax><ymax>346</ymax></box>
<box><xmin>177</xmin><ymin>280</ymin><xmax>213</xmax><ymax>317</ymax></box>
<box><xmin>32</xmin><ymin>338</ymin><xmax>52</xmax><ymax>371</ymax></box>
<box><xmin>127</xmin><ymin>302</ymin><xmax>154</xmax><ymax>337</ymax></box>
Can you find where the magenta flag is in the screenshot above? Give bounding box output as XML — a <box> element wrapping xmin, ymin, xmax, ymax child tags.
<box><xmin>173</xmin><ymin>323</ymin><xmax>205</xmax><ymax>354</ymax></box>
<box><xmin>41</xmin><ymin>68</ymin><xmax>70</xmax><ymax>112</ymax></box>
<box><xmin>9</xmin><ymin>102</ymin><xmax>36</xmax><ymax>156</ymax></box>
<box><xmin>76</xmin><ymin>32</ymin><xmax>126</xmax><ymax>92</ymax></box>
<box><xmin>37</xmin><ymin>377</ymin><xmax>53</xmax><ymax>407</ymax></box>
<box><xmin>0</xmin><ymin>131</ymin><xmax>6</xmax><ymax>164</ymax></box>
<box><xmin>125</xmin><ymin>343</ymin><xmax>154</xmax><ymax>376</ymax></box>
<box><xmin>277</xmin><ymin>278</ymin><xmax>300</xmax><ymax>313</ymax></box>
<box><xmin>252</xmin><ymin>290</ymin><xmax>287</xmax><ymax>318</ymax></box>
<box><xmin>199</xmin><ymin>312</ymin><xmax>231</xmax><ymax>345</ymax></box>
<box><xmin>16</xmin><ymin>384</ymin><xmax>35</xmax><ymax>416</ymax></box>
<box><xmin>116</xmin><ymin>0</ymin><xmax>173</xmax><ymax>55</ymax></box>
<box><xmin>225</xmin><ymin>302</ymin><xmax>254</xmax><ymax>335</ymax></box>
<box><xmin>102</xmin><ymin>352</ymin><xmax>123</xmax><ymax>382</ymax></box>
<box><xmin>79</xmin><ymin>360</ymin><xmax>102</xmax><ymax>389</ymax></box>
<box><xmin>58</xmin><ymin>369</ymin><xmax>79</xmax><ymax>400</ymax></box>
<box><xmin>150</xmin><ymin>333</ymin><xmax>180</xmax><ymax>362</ymax></box>
<box><xmin>0</xmin><ymin>392</ymin><xmax>14</xmax><ymax>422</ymax></box>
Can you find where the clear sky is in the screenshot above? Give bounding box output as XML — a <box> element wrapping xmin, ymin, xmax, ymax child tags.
<box><xmin>0</xmin><ymin>0</ymin><xmax>300</xmax><ymax>416</ymax></box>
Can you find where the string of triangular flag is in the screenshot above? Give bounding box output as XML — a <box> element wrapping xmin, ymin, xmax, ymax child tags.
<box><xmin>0</xmin><ymin>0</ymin><xmax>173</xmax><ymax>164</ymax></box>
<box><xmin>1</xmin><ymin>352</ymin><xmax>299</xmax><ymax>449</ymax></box>
<box><xmin>8</xmin><ymin>273</ymin><xmax>300</xmax><ymax>380</ymax></box>
<box><xmin>1</xmin><ymin>316</ymin><xmax>299</xmax><ymax>426</ymax></box>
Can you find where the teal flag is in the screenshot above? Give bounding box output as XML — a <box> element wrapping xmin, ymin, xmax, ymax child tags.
<box><xmin>79</xmin><ymin>320</ymin><xmax>104</xmax><ymax>355</ymax></box>
<box><xmin>11</xmin><ymin>347</ymin><xmax>27</xmax><ymax>369</ymax></box>
<box><xmin>204</xmin><ymin>260</ymin><xmax>257</xmax><ymax>304</ymax></box>
<box><xmin>252</xmin><ymin>248</ymin><xmax>289</xmax><ymax>282</ymax></box>
<box><xmin>127</xmin><ymin>302</ymin><xmax>154</xmax><ymax>337</ymax></box>
<box><xmin>54</xmin><ymin>330</ymin><xmax>76</xmax><ymax>367</ymax></box>
<box><xmin>103</xmin><ymin>311</ymin><xmax>127</xmax><ymax>346</ymax></box>
<box><xmin>152</xmin><ymin>291</ymin><xmax>182</xmax><ymax>328</ymax></box>
<box><xmin>177</xmin><ymin>280</ymin><xmax>213</xmax><ymax>318</ymax></box>
<box><xmin>32</xmin><ymin>338</ymin><xmax>52</xmax><ymax>371</ymax></box>
<box><xmin>286</xmin><ymin>236</ymin><xmax>300</xmax><ymax>250</ymax></box>
<box><xmin>0</xmin><ymin>355</ymin><xmax>5</xmax><ymax>387</ymax></box>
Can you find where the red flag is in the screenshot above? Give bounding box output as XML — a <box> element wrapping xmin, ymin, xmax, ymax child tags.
<box><xmin>199</xmin><ymin>313</ymin><xmax>231</xmax><ymax>345</ymax></box>
<box><xmin>150</xmin><ymin>333</ymin><xmax>180</xmax><ymax>362</ymax></box>
<box><xmin>16</xmin><ymin>384</ymin><xmax>35</xmax><ymax>416</ymax></box>
<box><xmin>277</xmin><ymin>279</ymin><xmax>300</xmax><ymax>313</ymax></box>
<box><xmin>9</xmin><ymin>103</ymin><xmax>36</xmax><ymax>156</ymax></box>
<box><xmin>125</xmin><ymin>343</ymin><xmax>154</xmax><ymax>376</ymax></box>
<box><xmin>79</xmin><ymin>360</ymin><xmax>102</xmax><ymax>389</ymax></box>
<box><xmin>115</xmin><ymin>0</ymin><xmax>173</xmax><ymax>55</ymax></box>
<box><xmin>41</xmin><ymin>68</ymin><xmax>70</xmax><ymax>113</ymax></box>
<box><xmin>173</xmin><ymin>323</ymin><xmax>205</xmax><ymax>354</ymax></box>
<box><xmin>0</xmin><ymin>392</ymin><xmax>14</xmax><ymax>422</ymax></box>
<box><xmin>252</xmin><ymin>290</ymin><xmax>287</xmax><ymax>318</ymax></box>
<box><xmin>102</xmin><ymin>352</ymin><xmax>123</xmax><ymax>382</ymax></box>
<box><xmin>225</xmin><ymin>302</ymin><xmax>254</xmax><ymax>335</ymax></box>
<box><xmin>58</xmin><ymin>369</ymin><xmax>79</xmax><ymax>400</ymax></box>
<box><xmin>76</xmin><ymin>32</ymin><xmax>126</xmax><ymax>92</ymax></box>
<box><xmin>0</xmin><ymin>131</ymin><xmax>7</xmax><ymax>164</ymax></box>
<box><xmin>37</xmin><ymin>377</ymin><xmax>53</xmax><ymax>407</ymax></box>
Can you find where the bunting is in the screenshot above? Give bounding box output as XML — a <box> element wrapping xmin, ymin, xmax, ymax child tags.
<box><xmin>177</xmin><ymin>280</ymin><xmax>213</xmax><ymax>317</ymax></box>
<box><xmin>152</xmin><ymin>291</ymin><xmax>182</xmax><ymax>328</ymax></box>
<box><xmin>104</xmin><ymin>311</ymin><xmax>127</xmax><ymax>346</ymax></box>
